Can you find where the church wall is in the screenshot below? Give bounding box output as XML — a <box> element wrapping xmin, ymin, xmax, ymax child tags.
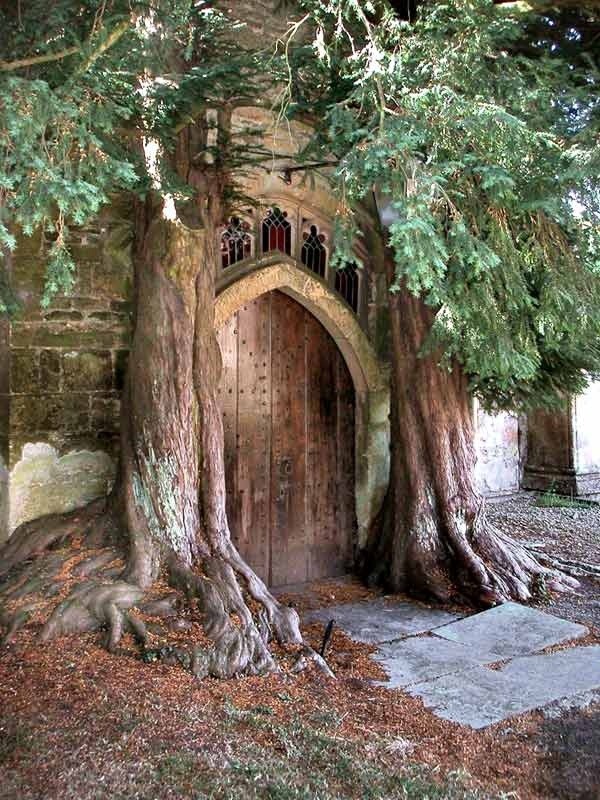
<box><xmin>474</xmin><ymin>404</ymin><xmax>521</xmax><ymax>496</ymax></box>
<box><xmin>573</xmin><ymin>381</ymin><xmax>600</xmax><ymax>496</ymax></box>
<box><xmin>1</xmin><ymin>201</ymin><xmax>133</xmax><ymax>539</ymax></box>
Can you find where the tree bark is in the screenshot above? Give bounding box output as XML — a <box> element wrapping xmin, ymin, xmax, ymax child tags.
<box><xmin>0</xmin><ymin>129</ymin><xmax>302</xmax><ymax>676</ymax></box>
<box><xmin>110</xmin><ymin>184</ymin><xmax>302</xmax><ymax>675</ymax></box>
<box><xmin>363</xmin><ymin>259</ymin><xmax>577</xmax><ymax>605</ymax></box>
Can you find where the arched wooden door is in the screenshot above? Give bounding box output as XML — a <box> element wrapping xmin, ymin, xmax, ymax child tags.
<box><xmin>217</xmin><ymin>290</ymin><xmax>356</xmax><ymax>587</ymax></box>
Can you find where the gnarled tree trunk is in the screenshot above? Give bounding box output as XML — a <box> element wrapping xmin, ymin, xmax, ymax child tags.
<box><xmin>364</xmin><ymin>262</ymin><xmax>577</xmax><ymax>605</ymax></box>
<box><xmin>0</xmin><ymin>132</ymin><xmax>302</xmax><ymax>677</ymax></box>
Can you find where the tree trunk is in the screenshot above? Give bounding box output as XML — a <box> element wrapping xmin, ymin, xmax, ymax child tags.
<box><xmin>364</xmin><ymin>262</ymin><xmax>577</xmax><ymax>605</ymax></box>
<box><xmin>112</xmin><ymin>190</ymin><xmax>302</xmax><ymax>675</ymax></box>
<box><xmin>0</xmin><ymin>144</ymin><xmax>302</xmax><ymax>676</ymax></box>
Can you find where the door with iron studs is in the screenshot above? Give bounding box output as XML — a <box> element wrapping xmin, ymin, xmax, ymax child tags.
<box><xmin>216</xmin><ymin>290</ymin><xmax>356</xmax><ymax>587</ymax></box>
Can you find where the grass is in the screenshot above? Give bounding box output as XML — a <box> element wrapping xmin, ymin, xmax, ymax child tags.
<box><xmin>150</xmin><ymin>702</ymin><xmax>515</xmax><ymax>800</ymax></box>
<box><xmin>534</xmin><ymin>490</ymin><xmax>596</xmax><ymax>510</ymax></box>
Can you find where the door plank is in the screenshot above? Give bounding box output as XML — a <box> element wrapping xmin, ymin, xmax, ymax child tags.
<box><xmin>216</xmin><ymin>313</ymin><xmax>238</xmax><ymax>545</ymax></box>
<box><xmin>305</xmin><ymin>311</ymin><xmax>340</xmax><ymax>580</ymax></box>
<box><xmin>270</xmin><ymin>292</ymin><xmax>308</xmax><ymax>586</ymax></box>
<box><xmin>336</xmin><ymin>351</ymin><xmax>356</xmax><ymax>571</ymax></box>
<box><xmin>235</xmin><ymin>296</ymin><xmax>272</xmax><ymax>581</ymax></box>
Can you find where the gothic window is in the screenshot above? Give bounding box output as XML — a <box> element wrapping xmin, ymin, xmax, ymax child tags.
<box><xmin>335</xmin><ymin>262</ymin><xmax>360</xmax><ymax>312</ymax></box>
<box><xmin>221</xmin><ymin>217</ymin><xmax>252</xmax><ymax>269</ymax></box>
<box><xmin>300</xmin><ymin>224</ymin><xmax>327</xmax><ymax>277</ymax></box>
<box><xmin>261</xmin><ymin>207</ymin><xmax>292</xmax><ymax>255</ymax></box>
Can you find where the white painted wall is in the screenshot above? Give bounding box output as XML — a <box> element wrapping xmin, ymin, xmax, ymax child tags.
<box><xmin>474</xmin><ymin>404</ymin><xmax>521</xmax><ymax>496</ymax></box>
<box><xmin>574</xmin><ymin>381</ymin><xmax>600</xmax><ymax>474</ymax></box>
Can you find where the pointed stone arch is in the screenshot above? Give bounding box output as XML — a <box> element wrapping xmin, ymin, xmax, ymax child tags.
<box><xmin>215</xmin><ymin>261</ymin><xmax>390</xmax><ymax>551</ymax></box>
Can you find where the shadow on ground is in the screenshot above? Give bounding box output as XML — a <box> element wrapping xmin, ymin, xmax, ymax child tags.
<box><xmin>537</xmin><ymin>708</ymin><xmax>600</xmax><ymax>799</ymax></box>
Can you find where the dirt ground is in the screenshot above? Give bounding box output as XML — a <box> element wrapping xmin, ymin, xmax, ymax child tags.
<box><xmin>1</xmin><ymin>492</ymin><xmax>599</xmax><ymax>800</ymax></box>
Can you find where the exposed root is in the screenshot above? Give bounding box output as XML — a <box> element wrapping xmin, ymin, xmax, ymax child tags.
<box><xmin>393</xmin><ymin>514</ymin><xmax>580</xmax><ymax>607</ymax></box>
<box><xmin>0</xmin><ymin>508</ymin><xmax>309</xmax><ymax>680</ymax></box>
<box><xmin>520</xmin><ymin>543</ymin><xmax>600</xmax><ymax>580</ymax></box>
<box><xmin>471</xmin><ymin>523</ymin><xmax>579</xmax><ymax>604</ymax></box>
<box><xmin>0</xmin><ymin>498</ymin><xmax>108</xmax><ymax>578</ymax></box>
<box><xmin>168</xmin><ymin>556</ymin><xmax>301</xmax><ymax>678</ymax></box>
<box><xmin>40</xmin><ymin>581</ymin><xmax>145</xmax><ymax>651</ymax></box>
<box><xmin>291</xmin><ymin>646</ymin><xmax>335</xmax><ymax>678</ymax></box>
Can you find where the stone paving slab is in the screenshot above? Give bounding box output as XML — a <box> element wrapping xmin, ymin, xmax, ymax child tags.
<box><xmin>434</xmin><ymin>601</ymin><xmax>587</xmax><ymax>657</ymax></box>
<box><xmin>408</xmin><ymin>646</ymin><xmax>600</xmax><ymax>729</ymax></box>
<box><xmin>374</xmin><ymin>635</ymin><xmax>498</xmax><ymax>688</ymax></box>
<box><xmin>305</xmin><ymin>599</ymin><xmax>463</xmax><ymax>644</ymax></box>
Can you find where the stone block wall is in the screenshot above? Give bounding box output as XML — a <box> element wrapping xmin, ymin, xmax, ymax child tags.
<box><xmin>573</xmin><ymin>381</ymin><xmax>600</xmax><ymax>494</ymax></box>
<box><xmin>523</xmin><ymin>382</ymin><xmax>600</xmax><ymax>497</ymax></box>
<box><xmin>1</xmin><ymin>202</ymin><xmax>133</xmax><ymax>539</ymax></box>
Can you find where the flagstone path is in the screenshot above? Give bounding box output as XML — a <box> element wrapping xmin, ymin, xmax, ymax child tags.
<box><xmin>306</xmin><ymin>600</ymin><xmax>600</xmax><ymax>728</ymax></box>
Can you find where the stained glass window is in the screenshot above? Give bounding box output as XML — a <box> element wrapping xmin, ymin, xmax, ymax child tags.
<box><xmin>300</xmin><ymin>224</ymin><xmax>327</xmax><ymax>277</ymax></box>
<box><xmin>335</xmin><ymin>262</ymin><xmax>360</xmax><ymax>312</ymax></box>
<box><xmin>221</xmin><ymin>217</ymin><xmax>252</xmax><ymax>269</ymax></box>
<box><xmin>261</xmin><ymin>207</ymin><xmax>291</xmax><ymax>255</ymax></box>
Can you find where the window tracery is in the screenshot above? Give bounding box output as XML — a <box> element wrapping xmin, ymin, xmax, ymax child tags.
<box><xmin>334</xmin><ymin>262</ymin><xmax>360</xmax><ymax>313</ymax></box>
<box><xmin>261</xmin><ymin>207</ymin><xmax>292</xmax><ymax>255</ymax></box>
<box><xmin>221</xmin><ymin>217</ymin><xmax>252</xmax><ymax>269</ymax></box>
<box><xmin>300</xmin><ymin>224</ymin><xmax>327</xmax><ymax>277</ymax></box>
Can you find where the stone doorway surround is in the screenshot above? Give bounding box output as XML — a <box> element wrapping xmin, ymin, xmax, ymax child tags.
<box><xmin>215</xmin><ymin>257</ymin><xmax>391</xmax><ymax>553</ymax></box>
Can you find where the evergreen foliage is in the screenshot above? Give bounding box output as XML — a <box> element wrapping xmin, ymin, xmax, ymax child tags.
<box><xmin>283</xmin><ymin>0</ymin><xmax>600</xmax><ymax>409</ymax></box>
<box><xmin>1</xmin><ymin>0</ymin><xmax>599</xmax><ymax>412</ymax></box>
<box><xmin>0</xmin><ymin>1</ymin><xmax>267</xmax><ymax>309</ymax></box>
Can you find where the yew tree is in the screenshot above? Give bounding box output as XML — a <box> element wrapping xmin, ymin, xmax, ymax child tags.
<box><xmin>0</xmin><ymin>0</ymin><xmax>599</xmax><ymax>676</ymax></box>
<box><xmin>0</xmin><ymin>0</ymin><xmax>304</xmax><ymax>676</ymax></box>
<box><xmin>283</xmin><ymin>0</ymin><xmax>600</xmax><ymax>603</ymax></box>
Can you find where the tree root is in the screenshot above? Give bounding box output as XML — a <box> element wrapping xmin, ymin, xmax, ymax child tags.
<box><xmin>520</xmin><ymin>542</ymin><xmax>600</xmax><ymax>580</ymax></box>
<box><xmin>470</xmin><ymin>523</ymin><xmax>579</xmax><ymax>604</ymax></box>
<box><xmin>394</xmin><ymin>513</ymin><xmax>580</xmax><ymax>607</ymax></box>
<box><xmin>0</xmin><ymin>507</ymin><xmax>313</xmax><ymax>680</ymax></box>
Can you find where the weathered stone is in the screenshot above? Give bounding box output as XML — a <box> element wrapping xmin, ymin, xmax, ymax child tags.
<box><xmin>92</xmin><ymin>257</ymin><xmax>131</xmax><ymax>299</ymax></box>
<box><xmin>91</xmin><ymin>395</ymin><xmax>121</xmax><ymax>431</ymax></box>
<box><xmin>39</xmin><ymin>350</ymin><xmax>61</xmax><ymax>392</ymax></box>
<box><xmin>305</xmin><ymin>598</ymin><xmax>463</xmax><ymax>644</ymax></box>
<box><xmin>374</xmin><ymin>635</ymin><xmax>497</xmax><ymax>688</ymax></box>
<box><xmin>8</xmin><ymin>442</ymin><xmax>115</xmax><ymax>532</ymax></box>
<box><xmin>10</xmin><ymin>395</ymin><xmax>90</xmax><ymax>433</ymax></box>
<box><xmin>87</xmin><ymin>311</ymin><xmax>128</xmax><ymax>325</ymax></box>
<box><xmin>434</xmin><ymin>602</ymin><xmax>587</xmax><ymax>658</ymax></box>
<box><xmin>62</xmin><ymin>350</ymin><xmax>113</xmax><ymax>392</ymax></box>
<box><xmin>0</xmin><ymin>447</ymin><xmax>8</xmax><ymax>542</ymax></box>
<box><xmin>110</xmin><ymin>300</ymin><xmax>133</xmax><ymax>314</ymax></box>
<box><xmin>10</xmin><ymin>322</ymin><xmax>129</xmax><ymax>349</ymax></box>
<box><xmin>10</xmin><ymin>349</ymin><xmax>39</xmax><ymax>394</ymax></box>
<box><xmin>43</xmin><ymin>310</ymin><xmax>84</xmax><ymax>322</ymax></box>
<box><xmin>70</xmin><ymin>296</ymin><xmax>112</xmax><ymax>312</ymax></box>
<box><xmin>408</xmin><ymin>646</ymin><xmax>600</xmax><ymax>729</ymax></box>
<box><xmin>0</xmin><ymin>318</ymin><xmax>9</xmax><ymax>395</ymax></box>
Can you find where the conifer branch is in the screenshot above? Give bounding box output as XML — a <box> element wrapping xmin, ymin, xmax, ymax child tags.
<box><xmin>0</xmin><ymin>18</ymin><xmax>131</xmax><ymax>75</ymax></box>
<box><xmin>0</xmin><ymin>47</ymin><xmax>80</xmax><ymax>72</ymax></box>
<box><xmin>73</xmin><ymin>19</ymin><xmax>131</xmax><ymax>78</ymax></box>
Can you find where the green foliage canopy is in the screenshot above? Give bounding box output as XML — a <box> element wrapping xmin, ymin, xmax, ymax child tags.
<box><xmin>0</xmin><ymin>0</ymin><xmax>264</xmax><ymax>309</ymax></box>
<box><xmin>283</xmin><ymin>0</ymin><xmax>600</xmax><ymax>409</ymax></box>
<box><xmin>1</xmin><ymin>0</ymin><xmax>599</xmax><ymax>412</ymax></box>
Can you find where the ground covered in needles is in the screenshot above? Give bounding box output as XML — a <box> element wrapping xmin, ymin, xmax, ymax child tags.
<box><xmin>1</xmin><ymin>492</ymin><xmax>599</xmax><ymax>799</ymax></box>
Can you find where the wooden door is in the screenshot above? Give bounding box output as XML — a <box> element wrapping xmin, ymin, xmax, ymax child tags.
<box><xmin>217</xmin><ymin>290</ymin><xmax>356</xmax><ymax>587</ymax></box>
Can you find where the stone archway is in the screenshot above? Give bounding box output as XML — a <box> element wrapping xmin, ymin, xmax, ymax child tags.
<box><xmin>215</xmin><ymin>261</ymin><xmax>390</xmax><ymax>555</ymax></box>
